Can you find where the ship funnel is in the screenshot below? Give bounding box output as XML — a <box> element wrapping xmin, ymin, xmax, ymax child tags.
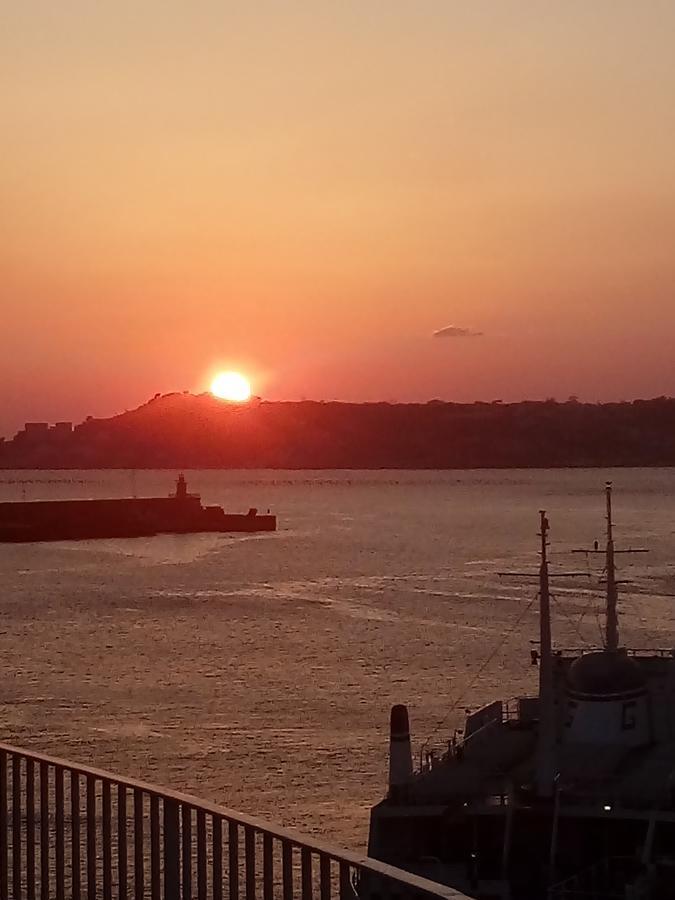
<box><xmin>388</xmin><ymin>704</ymin><xmax>413</xmax><ymax>800</ymax></box>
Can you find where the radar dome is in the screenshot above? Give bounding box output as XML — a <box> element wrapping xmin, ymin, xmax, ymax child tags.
<box><xmin>568</xmin><ymin>651</ymin><xmax>645</xmax><ymax>698</ymax></box>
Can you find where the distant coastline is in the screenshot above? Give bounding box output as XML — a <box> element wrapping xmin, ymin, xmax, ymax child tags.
<box><xmin>2</xmin><ymin>392</ymin><xmax>675</xmax><ymax>470</ymax></box>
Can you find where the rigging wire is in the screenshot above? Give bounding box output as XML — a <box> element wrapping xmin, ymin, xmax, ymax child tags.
<box><xmin>420</xmin><ymin>592</ymin><xmax>537</xmax><ymax>756</ymax></box>
<box><xmin>550</xmin><ymin>590</ymin><xmax>590</xmax><ymax>647</ymax></box>
<box><xmin>575</xmin><ymin>548</ymin><xmax>607</xmax><ymax>646</ymax></box>
<box><xmin>595</xmin><ymin>611</ymin><xmax>605</xmax><ymax>646</ymax></box>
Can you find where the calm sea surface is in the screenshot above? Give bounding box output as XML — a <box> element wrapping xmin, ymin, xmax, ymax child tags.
<box><xmin>1</xmin><ymin>469</ymin><xmax>674</xmax><ymax>849</ymax></box>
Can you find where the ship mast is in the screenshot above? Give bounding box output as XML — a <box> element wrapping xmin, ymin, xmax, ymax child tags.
<box><xmin>605</xmin><ymin>482</ymin><xmax>619</xmax><ymax>652</ymax></box>
<box><xmin>571</xmin><ymin>482</ymin><xmax>648</xmax><ymax>651</ymax></box>
<box><xmin>536</xmin><ymin>510</ymin><xmax>556</xmax><ymax>797</ymax></box>
<box><xmin>500</xmin><ymin>513</ymin><xmax>586</xmax><ymax>798</ymax></box>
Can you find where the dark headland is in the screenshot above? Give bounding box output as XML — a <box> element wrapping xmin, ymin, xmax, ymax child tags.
<box><xmin>2</xmin><ymin>392</ymin><xmax>675</xmax><ymax>469</ymax></box>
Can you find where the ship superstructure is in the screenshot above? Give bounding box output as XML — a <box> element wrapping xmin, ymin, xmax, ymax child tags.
<box><xmin>367</xmin><ymin>485</ymin><xmax>675</xmax><ymax>899</ymax></box>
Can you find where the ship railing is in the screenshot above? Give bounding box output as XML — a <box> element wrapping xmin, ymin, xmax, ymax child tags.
<box><xmin>462</xmin><ymin>697</ymin><xmax>536</xmax><ymax>740</ymax></box>
<box><xmin>501</xmin><ymin>700</ymin><xmax>518</xmax><ymax>723</ymax></box>
<box><xmin>556</xmin><ymin>647</ymin><xmax>675</xmax><ymax>659</ymax></box>
<box><xmin>0</xmin><ymin>742</ymin><xmax>468</xmax><ymax>900</ymax></box>
<box><xmin>420</xmin><ymin>697</ymin><xmax>538</xmax><ymax>770</ymax></box>
<box><xmin>547</xmin><ymin>855</ymin><xmax>643</xmax><ymax>899</ymax></box>
<box><xmin>501</xmin><ymin>697</ymin><xmax>538</xmax><ymax>724</ymax></box>
<box><xmin>420</xmin><ymin>722</ymin><xmax>497</xmax><ymax>771</ymax></box>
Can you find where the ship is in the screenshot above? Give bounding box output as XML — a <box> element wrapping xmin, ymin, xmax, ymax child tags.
<box><xmin>0</xmin><ymin>474</ymin><xmax>276</xmax><ymax>542</ymax></box>
<box><xmin>367</xmin><ymin>484</ymin><xmax>675</xmax><ymax>899</ymax></box>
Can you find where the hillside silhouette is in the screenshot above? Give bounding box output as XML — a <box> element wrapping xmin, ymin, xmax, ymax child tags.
<box><xmin>2</xmin><ymin>393</ymin><xmax>675</xmax><ymax>469</ymax></box>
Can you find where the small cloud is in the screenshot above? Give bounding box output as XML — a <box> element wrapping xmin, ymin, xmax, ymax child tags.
<box><xmin>433</xmin><ymin>324</ymin><xmax>483</xmax><ymax>338</ymax></box>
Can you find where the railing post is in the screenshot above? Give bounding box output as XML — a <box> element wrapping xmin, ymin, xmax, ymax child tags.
<box><xmin>150</xmin><ymin>796</ymin><xmax>160</xmax><ymax>900</ymax></box>
<box><xmin>282</xmin><ymin>841</ymin><xmax>293</xmax><ymax>900</ymax></box>
<box><xmin>39</xmin><ymin>762</ymin><xmax>49</xmax><ymax>900</ymax></box>
<box><xmin>163</xmin><ymin>799</ymin><xmax>180</xmax><ymax>900</ymax></box>
<box><xmin>244</xmin><ymin>827</ymin><xmax>255</xmax><ymax>900</ymax></box>
<box><xmin>181</xmin><ymin>806</ymin><xmax>192</xmax><ymax>900</ymax></box>
<box><xmin>319</xmin><ymin>854</ymin><xmax>331</xmax><ymax>900</ymax></box>
<box><xmin>102</xmin><ymin>781</ymin><xmax>112</xmax><ymax>900</ymax></box>
<box><xmin>301</xmin><ymin>847</ymin><xmax>312</xmax><ymax>900</ymax></box>
<box><xmin>118</xmin><ymin>785</ymin><xmax>127</xmax><ymax>900</ymax></box>
<box><xmin>196</xmin><ymin>810</ymin><xmax>207</xmax><ymax>900</ymax></box>
<box><xmin>71</xmin><ymin>772</ymin><xmax>81</xmax><ymax>900</ymax></box>
<box><xmin>213</xmin><ymin>817</ymin><xmax>223</xmax><ymax>900</ymax></box>
<box><xmin>12</xmin><ymin>756</ymin><xmax>22</xmax><ymax>900</ymax></box>
<box><xmin>339</xmin><ymin>862</ymin><xmax>351</xmax><ymax>900</ymax></box>
<box><xmin>26</xmin><ymin>759</ymin><xmax>35</xmax><ymax>900</ymax></box>
<box><xmin>0</xmin><ymin>753</ymin><xmax>6</xmax><ymax>900</ymax></box>
<box><xmin>228</xmin><ymin>821</ymin><xmax>239</xmax><ymax>900</ymax></box>
<box><xmin>134</xmin><ymin>789</ymin><xmax>144</xmax><ymax>900</ymax></box>
<box><xmin>86</xmin><ymin>776</ymin><xmax>96</xmax><ymax>900</ymax></box>
<box><xmin>55</xmin><ymin>767</ymin><xmax>65</xmax><ymax>900</ymax></box>
<box><xmin>262</xmin><ymin>834</ymin><xmax>273</xmax><ymax>900</ymax></box>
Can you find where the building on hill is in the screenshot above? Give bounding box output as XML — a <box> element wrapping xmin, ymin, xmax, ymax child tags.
<box><xmin>12</xmin><ymin>421</ymin><xmax>73</xmax><ymax>445</ymax></box>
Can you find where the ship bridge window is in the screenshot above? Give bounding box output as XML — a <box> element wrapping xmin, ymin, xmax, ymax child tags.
<box><xmin>621</xmin><ymin>700</ymin><xmax>637</xmax><ymax>731</ymax></box>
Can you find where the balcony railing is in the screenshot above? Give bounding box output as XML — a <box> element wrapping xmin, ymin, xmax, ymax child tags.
<box><xmin>0</xmin><ymin>742</ymin><xmax>468</xmax><ymax>900</ymax></box>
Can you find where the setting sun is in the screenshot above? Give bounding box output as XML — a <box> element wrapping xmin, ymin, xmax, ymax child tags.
<box><xmin>210</xmin><ymin>371</ymin><xmax>252</xmax><ymax>402</ymax></box>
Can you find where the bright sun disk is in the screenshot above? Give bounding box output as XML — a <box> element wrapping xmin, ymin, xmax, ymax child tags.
<box><xmin>210</xmin><ymin>371</ymin><xmax>252</xmax><ymax>402</ymax></box>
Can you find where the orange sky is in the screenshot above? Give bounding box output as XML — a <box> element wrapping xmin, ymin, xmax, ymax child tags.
<box><xmin>2</xmin><ymin>3</ymin><xmax>675</xmax><ymax>435</ymax></box>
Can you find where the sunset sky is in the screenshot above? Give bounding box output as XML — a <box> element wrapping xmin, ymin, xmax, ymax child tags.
<box><xmin>2</xmin><ymin>2</ymin><xmax>675</xmax><ymax>435</ymax></box>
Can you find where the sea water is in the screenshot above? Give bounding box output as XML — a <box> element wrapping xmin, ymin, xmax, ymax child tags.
<box><xmin>1</xmin><ymin>468</ymin><xmax>674</xmax><ymax>849</ymax></box>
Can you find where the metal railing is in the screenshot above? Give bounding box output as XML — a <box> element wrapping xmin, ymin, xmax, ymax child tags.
<box><xmin>0</xmin><ymin>743</ymin><xmax>468</xmax><ymax>900</ymax></box>
<box><xmin>555</xmin><ymin>647</ymin><xmax>674</xmax><ymax>659</ymax></box>
<box><xmin>547</xmin><ymin>856</ymin><xmax>645</xmax><ymax>899</ymax></box>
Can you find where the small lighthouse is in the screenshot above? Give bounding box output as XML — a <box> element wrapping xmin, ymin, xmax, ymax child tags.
<box><xmin>174</xmin><ymin>473</ymin><xmax>188</xmax><ymax>500</ymax></box>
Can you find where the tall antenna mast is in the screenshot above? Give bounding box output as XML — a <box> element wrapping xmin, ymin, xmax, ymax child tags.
<box><xmin>536</xmin><ymin>510</ymin><xmax>555</xmax><ymax>796</ymax></box>
<box><xmin>573</xmin><ymin>482</ymin><xmax>647</xmax><ymax>652</ymax></box>
<box><xmin>605</xmin><ymin>482</ymin><xmax>618</xmax><ymax>652</ymax></box>
<box><xmin>499</xmin><ymin>512</ymin><xmax>586</xmax><ymax>798</ymax></box>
